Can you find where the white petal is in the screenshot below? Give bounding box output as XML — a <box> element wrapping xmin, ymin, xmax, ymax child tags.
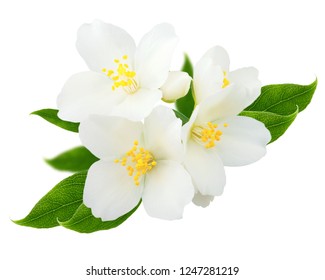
<box><xmin>195</xmin><ymin>84</ymin><xmax>251</xmax><ymax>124</ymax></box>
<box><xmin>144</xmin><ymin>106</ymin><xmax>184</xmax><ymax>162</ymax></box>
<box><xmin>229</xmin><ymin>67</ymin><xmax>261</xmax><ymax>105</ymax></box>
<box><xmin>184</xmin><ymin>139</ymin><xmax>225</xmax><ymax>196</ymax></box>
<box><xmin>192</xmin><ymin>192</ymin><xmax>214</xmax><ymax>208</ymax></box>
<box><xmin>215</xmin><ymin>116</ymin><xmax>271</xmax><ymax>166</ymax></box>
<box><xmin>57</xmin><ymin>71</ymin><xmax>125</xmax><ymax>122</ymax></box>
<box><xmin>142</xmin><ymin>160</ymin><xmax>194</xmax><ymax>220</ymax></box>
<box><xmin>181</xmin><ymin>106</ymin><xmax>199</xmax><ymax>146</ymax></box>
<box><xmin>200</xmin><ymin>46</ymin><xmax>230</xmax><ymax>72</ymax></box>
<box><xmin>111</xmin><ymin>88</ymin><xmax>162</xmax><ymax>121</ymax></box>
<box><xmin>83</xmin><ymin>160</ymin><xmax>142</xmax><ymax>221</ymax></box>
<box><xmin>194</xmin><ymin>58</ymin><xmax>225</xmax><ymax>104</ymax></box>
<box><xmin>135</xmin><ymin>23</ymin><xmax>178</xmax><ymax>89</ymax></box>
<box><xmin>79</xmin><ymin>115</ymin><xmax>143</xmax><ymax>159</ymax></box>
<box><xmin>161</xmin><ymin>71</ymin><xmax>191</xmax><ymax>102</ymax></box>
<box><xmin>76</xmin><ymin>20</ymin><xmax>136</xmax><ymax>73</ymax></box>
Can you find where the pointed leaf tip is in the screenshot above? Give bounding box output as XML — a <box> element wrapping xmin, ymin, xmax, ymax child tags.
<box><xmin>45</xmin><ymin>146</ymin><xmax>98</xmax><ymax>172</ymax></box>
<box><xmin>245</xmin><ymin>79</ymin><xmax>317</xmax><ymax>114</ymax></box>
<box><xmin>31</xmin><ymin>108</ymin><xmax>79</xmax><ymax>132</ymax></box>
<box><xmin>14</xmin><ymin>172</ymin><xmax>87</xmax><ymax>228</ymax></box>
<box><xmin>242</xmin><ymin>79</ymin><xmax>316</xmax><ymax>143</ymax></box>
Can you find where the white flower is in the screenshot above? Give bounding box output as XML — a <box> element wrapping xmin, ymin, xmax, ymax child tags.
<box><xmin>193</xmin><ymin>46</ymin><xmax>261</xmax><ymax>105</ymax></box>
<box><xmin>79</xmin><ymin>106</ymin><xmax>194</xmax><ymax>220</ymax></box>
<box><xmin>182</xmin><ymin>53</ymin><xmax>271</xmax><ymax>206</ymax></box>
<box><xmin>57</xmin><ymin>20</ymin><xmax>181</xmax><ymax>122</ymax></box>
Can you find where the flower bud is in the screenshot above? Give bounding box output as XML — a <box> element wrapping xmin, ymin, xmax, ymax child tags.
<box><xmin>161</xmin><ymin>71</ymin><xmax>191</xmax><ymax>102</ymax></box>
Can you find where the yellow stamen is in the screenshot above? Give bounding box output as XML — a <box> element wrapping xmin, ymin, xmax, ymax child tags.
<box><xmin>103</xmin><ymin>54</ymin><xmax>138</xmax><ymax>94</ymax></box>
<box><xmin>114</xmin><ymin>140</ymin><xmax>157</xmax><ymax>186</ymax></box>
<box><xmin>192</xmin><ymin>121</ymin><xmax>229</xmax><ymax>149</ymax></box>
<box><xmin>107</xmin><ymin>70</ymin><xmax>114</xmax><ymax>76</ymax></box>
<box><xmin>222</xmin><ymin>78</ymin><xmax>230</xmax><ymax>88</ymax></box>
<box><xmin>222</xmin><ymin>71</ymin><xmax>230</xmax><ymax>88</ymax></box>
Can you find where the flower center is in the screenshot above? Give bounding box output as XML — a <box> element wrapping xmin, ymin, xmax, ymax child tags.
<box><xmin>102</xmin><ymin>55</ymin><xmax>138</xmax><ymax>94</ymax></box>
<box><xmin>114</xmin><ymin>140</ymin><xmax>157</xmax><ymax>186</ymax></box>
<box><xmin>222</xmin><ymin>71</ymin><xmax>230</xmax><ymax>88</ymax></box>
<box><xmin>192</xmin><ymin>122</ymin><xmax>228</xmax><ymax>148</ymax></box>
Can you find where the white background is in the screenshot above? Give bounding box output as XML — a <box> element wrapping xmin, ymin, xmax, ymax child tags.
<box><xmin>1</xmin><ymin>0</ymin><xmax>324</xmax><ymax>279</ymax></box>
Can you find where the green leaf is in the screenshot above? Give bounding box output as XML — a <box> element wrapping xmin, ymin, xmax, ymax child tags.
<box><xmin>180</xmin><ymin>53</ymin><xmax>193</xmax><ymax>77</ymax></box>
<box><xmin>173</xmin><ymin>109</ymin><xmax>189</xmax><ymax>125</ymax></box>
<box><xmin>46</xmin><ymin>146</ymin><xmax>98</xmax><ymax>172</ymax></box>
<box><xmin>31</xmin><ymin>108</ymin><xmax>79</xmax><ymax>132</ymax></box>
<box><xmin>14</xmin><ymin>171</ymin><xmax>141</xmax><ymax>233</ymax></box>
<box><xmin>240</xmin><ymin>108</ymin><xmax>298</xmax><ymax>143</ymax></box>
<box><xmin>14</xmin><ymin>172</ymin><xmax>86</xmax><ymax>228</ymax></box>
<box><xmin>242</xmin><ymin>79</ymin><xmax>317</xmax><ymax>143</ymax></box>
<box><xmin>175</xmin><ymin>54</ymin><xmax>195</xmax><ymax>119</ymax></box>
<box><xmin>245</xmin><ymin>79</ymin><xmax>317</xmax><ymax>114</ymax></box>
<box><xmin>59</xmin><ymin>201</ymin><xmax>141</xmax><ymax>233</ymax></box>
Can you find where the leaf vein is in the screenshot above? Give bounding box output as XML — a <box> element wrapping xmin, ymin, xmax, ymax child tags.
<box><xmin>63</xmin><ymin>215</ymin><xmax>93</xmax><ymax>227</ymax></box>
<box><xmin>19</xmin><ymin>199</ymin><xmax>83</xmax><ymax>224</ymax></box>
<box><xmin>262</xmin><ymin>85</ymin><xmax>316</xmax><ymax>112</ymax></box>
